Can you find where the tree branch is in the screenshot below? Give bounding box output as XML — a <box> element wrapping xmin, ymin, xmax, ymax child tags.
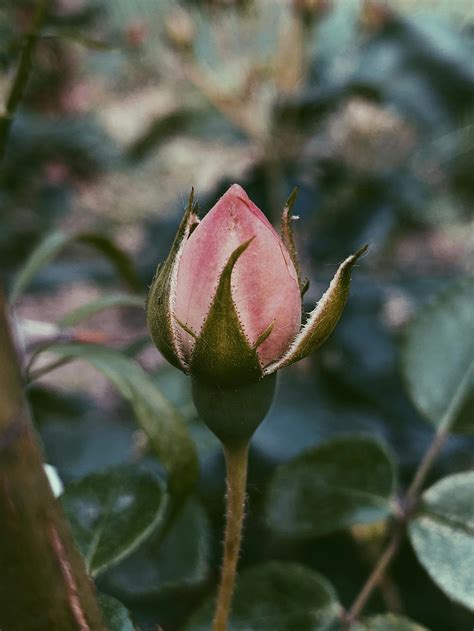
<box><xmin>0</xmin><ymin>291</ymin><xmax>106</xmax><ymax>630</ymax></box>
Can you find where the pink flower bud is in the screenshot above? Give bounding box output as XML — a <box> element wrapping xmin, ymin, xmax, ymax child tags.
<box><xmin>147</xmin><ymin>183</ymin><xmax>367</xmax><ymax>388</ymax></box>
<box><xmin>174</xmin><ymin>184</ymin><xmax>302</xmax><ymax>369</ymax></box>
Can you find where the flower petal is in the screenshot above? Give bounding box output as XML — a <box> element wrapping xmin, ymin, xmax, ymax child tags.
<box><xmin>175</xmin><ymin>184</ymin><xmax>301</xmax><ymax>367</ymax></box>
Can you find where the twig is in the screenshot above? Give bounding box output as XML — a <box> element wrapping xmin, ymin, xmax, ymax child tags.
<box><xmin>344</xmin><ymin>525</ymin><xmax>403</xmax><ymax>626</ymax></box>
<box><xmin>0</xmin><ymin>0</ymin><xmax>49</xmax><ymax>164</ymax></box>
<box><xmin>343</xmin><ymin>361</ymin><xmax>474</xmax><ymax>626</ymax></box>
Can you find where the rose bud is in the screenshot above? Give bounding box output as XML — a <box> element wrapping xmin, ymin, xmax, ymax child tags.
<box><xmin>147</xmin><ymin>184</ymin><xmax>367</xmax><ymax>391</ymax></box>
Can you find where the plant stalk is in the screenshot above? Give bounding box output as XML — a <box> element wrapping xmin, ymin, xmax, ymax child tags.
<box><xmin>0</xmin><ymin>291</ymin><xmax>106</xmax><ymax>630</ymax></box>
<box><xmin>0</xmin><ymin>0</ymin><xmax>49</xmax><ymax>164</ymax></box>
<box><xmin>212</xmin><ymin>442</ymin><xmax>249</xmax><ymax>631</ymax></box>
<box><xmin>343</xmin><ymin>362</ymin><xmax>473</xmax><ymax>626</ymax></box>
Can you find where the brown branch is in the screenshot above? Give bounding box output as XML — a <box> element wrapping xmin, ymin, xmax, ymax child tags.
<box><xmin>0</xmin><ymin>290</ymin><xmax>106</xmax><ymax>631</ymax></box>
<box><xmin>343</xmin><ymin>524</ymin><xmax>404</xmax><ymax>626</ymax></box>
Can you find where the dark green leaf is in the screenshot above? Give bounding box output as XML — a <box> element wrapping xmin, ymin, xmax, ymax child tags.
<box><xmin>402</xmin><ymin>278</ymin><xmax>474</xmax><ymax>432</ymax></box>
<box><xmin>9</xmin><ymin>230</ymin><xmax>141</xmax><ymax>304</ymax></box>
<box><xmin>127</xmin><ymin>110</ymin><xmax>194</xmax><ymax>161</ymax></box>
<box><xmin>9</xmin><ymin>231</ymin><xmax>71</xmax><ymax>303</ymax></box>
<box><xmin>185</xmin><ymin>561</ymin><xmax>341</xmax><ymax>631</ymax></box>
<box><xmin>356</xmin><ymin>613</ymin><xmax>428</xmax><ymax>630</ymax></box>
<box><xmin>76</xmin><ymin>233</ymin><xmax>141</xmax><ymax>292</ymax></box>
<box><xmin>408</xmin><ymin>471</ymin><xmax>474</xmax><ymax>611</ymax></box>
<box><xmin>42</xmin><ymin>343</ymin><xmax>199</xmax><ymax>499</ymax></box>
<box><xmin>98</xmin><ymin>594</ymin><xmax>135</xmax><ymax>631</ymax></box>
<box><xmin>265</xmin><ymin>435</ymin><xmax>395</xmax><ymax>538</ymax></box>
<box><xmin>104</xmin><ymin>498</ymin><xmax>210</xmax><ymax>597</ymax></box>
<box><xmin>57</xmin><ymin>292</ymin><xmax>144</xmax><ymax>327</ymax></box>
<box><xmin>62</xmin><ymin>466</ymin><xmax>167</xmax><ymax>577</ymax></box>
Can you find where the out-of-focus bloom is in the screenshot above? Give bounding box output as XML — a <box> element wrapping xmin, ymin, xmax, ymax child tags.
<box><xmin>147</xmin><ymin>184</ymin><xmax>366</xmax><ymax>387</ymax></box>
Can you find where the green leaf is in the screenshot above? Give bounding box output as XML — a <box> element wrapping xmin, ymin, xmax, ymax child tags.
<box><xmin>127</xmin><ymin>110</ymin><xmax>194</xmax><ymax>161</ymax></box>
<box><xmin>41</xmin><ymin>343</ymin><xmax>199</xmax><ymax>499</ymax></box>
<box><xmin>408</xmin><ymin>471</ymin><xmax>474</xmax><ymax>611</ymax></box>
<box><xmin>185</xmin><ymin>561</ymin><xmax>341</xmax><ymax>631</ymax></box>
<box><xmin>402</xmin><ymin>278</ymin><xmax>474</xmax><ymax>432</ymax></box>
<box><xmin>356</xmin><ymin>613</ymin><xmax>428</xmax><ymax>630</ymax></box>
<box><xmin>62</xmin><ymin>465</ymin><xmax>167</xmax><ymax>577</ymax></box>
<box><xmin>265</xmin><ymin>435</ymin><xmax>396</xmax><ymax>539</ymax></box>
<box><xmin>9</xmin><ymin>230</ymin><xmax>141</xmax><ymax>304</ymax></box>
<box><xmin>76</xmin><ymin>233</ymin><xmax>141</xmax><ymax>292</ymax></box>
<box><xmin>103</xmin><ymin>498</ymin><xmax>210</xmax><ymax>597</ymax></box>
<box><xmin>98</xmin><ymin>594</ymin><xmax>136</xmax><ymax>631</ymax></box>
<box><xmin>57</xmin><ymin>292</ymin><xmax>145</xmax><ymax>327</ymax></box>
<box><xmin>9</xmin><ymin>231</ymin><xmax>71</xmax><ymax>304</ymax></box>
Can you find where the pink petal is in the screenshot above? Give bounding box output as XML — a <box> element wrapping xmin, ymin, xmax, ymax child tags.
<box><xmin>174</xmin><ymin>184</ymin><xmax>301</xmax><ymax>367</ymax></box>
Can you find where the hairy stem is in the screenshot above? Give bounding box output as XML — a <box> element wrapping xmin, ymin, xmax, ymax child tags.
<box><xmin>0</xmin><ymin>292</ymin><xmax>106</xmax><ymax>630</ymax></box>
<box><xmin>0</xmin><ymin>0</ymin><xmax>49</xmax><ymax>163</ymax></box>
<box><xmin>344</xmin><ymin>362</ymin><xmax>473</xmax><ymax>626</ymax></box>
<box><xmin>212</xmin><ymin>443</ymin><xmax>249</xmax><ymax>631</ymax></box>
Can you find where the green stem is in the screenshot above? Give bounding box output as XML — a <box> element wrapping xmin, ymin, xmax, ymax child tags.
<box><xmin>343</xmin><ymin>361</ymin><xmax>474</xmax><ymax>626</ymax></box>
<box><xmin>0</xmin><ymin>0</ymin><xmax>49</xmax><ymax>164</ymax></box>
<box><xmin>212</xmin><ymin>443</ymin><xmax>249</xmax><ymax>631</ymax></box>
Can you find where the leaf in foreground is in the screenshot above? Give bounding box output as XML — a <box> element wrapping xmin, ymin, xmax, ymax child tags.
<box><xmin>41</xmin><ymin>343</ymin><xmax>199</xmax><ymax>499</ymax></box>
<box><xmin>265</xmin><ymin>435</ymin><xmax>396</xmax><ymax>538</ymax></box>
<box><xmin>408</xmin><ymin>471</ymin><xmax>474</xmax><ymax>611</ymax></box>
<box><xmin>98</xmin><ymin>594</ymin><xmax>136</xmax><ymax>631</ymax></box>
<box><xmin>103</xmin><ymin>498</ymin><xmax>210</xmax><ymax>597</ymax></box>
<box><xmin>185</xmin><ymin>561</ymin><xmax>341</xmax><ymax>631</ymax></box>
<box><xmin>62</xmin><ymin>465</ymin><xmax>167</xmax><ymax>576</ymax></box>
<box><xmin>356</xmin><ymin>613</ymin><xmax>428</xmax><ymax>630</ymax></box>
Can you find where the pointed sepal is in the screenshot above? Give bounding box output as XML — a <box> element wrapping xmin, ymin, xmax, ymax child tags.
<box><xmin>264</xmin><ymin>245</ymin><xmax>368</xmax><ymax>374</ymax></box>
<box><xmin>281</xmin><ymin>187</ymin><xmax>308</xmax><ymax>298</ymax></box>
<box><xmin>187</xmin><ymin>238</ymin><xmax>264</xmax><ymax>387</ymax></box>
<box><xmin>146</xmin><ymin>189</ymin><xmax>199</xmax><ymax>370</ymax></box>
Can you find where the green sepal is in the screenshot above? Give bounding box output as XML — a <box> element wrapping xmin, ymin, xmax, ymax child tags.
<box><xmin>188</xmin><ymin>238</ymin><xmax>264</xmax><ymax>387</ymax></box>
<box><xmin>264</xmin><ymin>245</ymin><xmax>368</xmax><ymax>374</ymax></box>
<box><xmin>280</xmin><ymin>188</ymin><xmax>308</xmax><ymax>298</ymax></box>
<box><xmin>146</xmin><ymin>189</ymin><xmax>198</xmax><ymax>370</ymax></box>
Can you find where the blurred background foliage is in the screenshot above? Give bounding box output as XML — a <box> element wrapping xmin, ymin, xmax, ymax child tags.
<box><xmin>1</xmin><ymin>0</ymin><xmax>473</xmax><ymax>629</ymax></box>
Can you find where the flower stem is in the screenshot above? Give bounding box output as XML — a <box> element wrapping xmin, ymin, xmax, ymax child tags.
<box><xmin>212</xmin><ymin>442</ymin><xmax>249</xmax><ymax>631</ymax></box>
